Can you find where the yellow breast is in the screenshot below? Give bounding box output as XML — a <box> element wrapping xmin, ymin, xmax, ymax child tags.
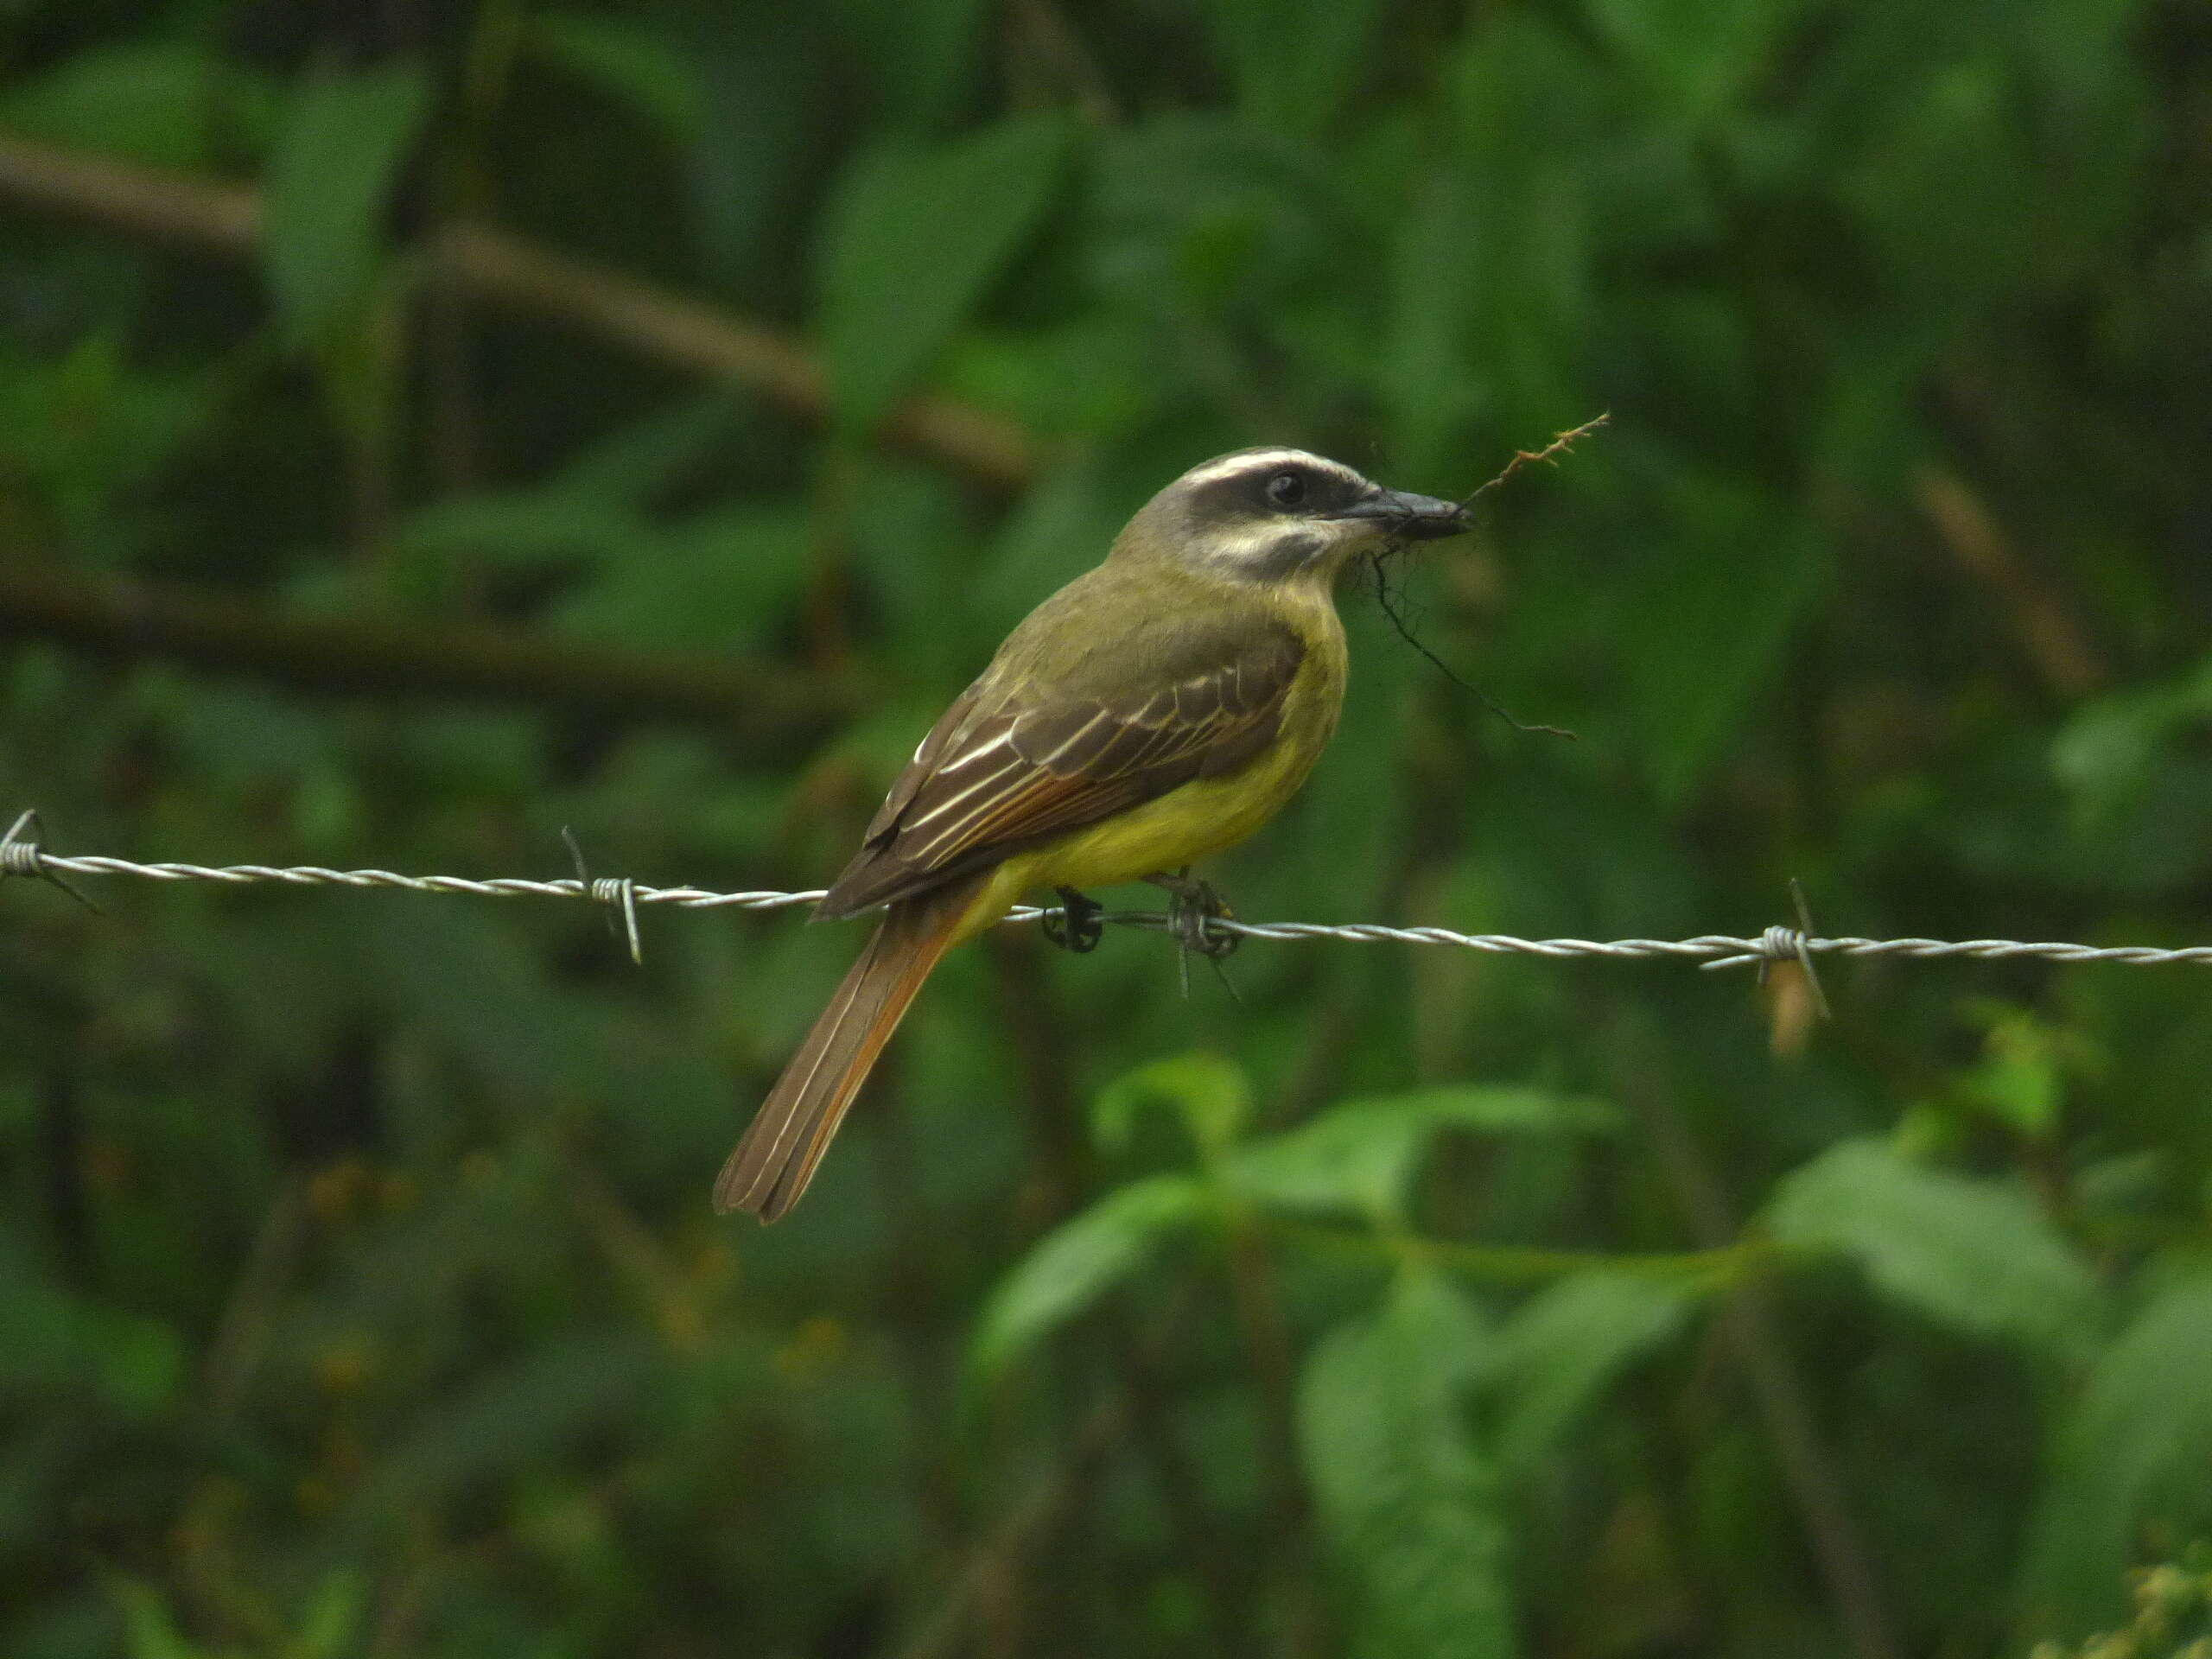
<box><xmin>955</xmin><ymin>587</ymin><xmax>1350</xmax><ymax>942</ymax></box>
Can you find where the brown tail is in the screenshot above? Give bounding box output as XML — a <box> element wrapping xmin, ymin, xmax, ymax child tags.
<box><xmin>715</xmin><ymin>877</ymin><xmax>984</xmax><ymax>1222</ymax></box>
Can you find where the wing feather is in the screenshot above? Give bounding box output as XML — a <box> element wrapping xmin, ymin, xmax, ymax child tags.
<box><xmin>816</xmin><ymin>623</ymin><xmax>1304</xmax><ymax>918</ymax></box>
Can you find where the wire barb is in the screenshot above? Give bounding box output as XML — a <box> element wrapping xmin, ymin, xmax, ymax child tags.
<box><xmin>0</xmin><ymin>809</ymin><xmax>35</xmax><ymax>876</ymax></box>
<box><xmin>0</xmin><ymin>810</ymin><xmax>101</xmax><ymax>913</ymax></box>
<box><xmin>562</xmin><ymin>827</ymin><xmax>645</xmax><ymax>966</ymax></box>
<box><xmin>1700</xmin><ymin>879</ymin><xmax>1833</xmax><ymax>1020</ymax></box>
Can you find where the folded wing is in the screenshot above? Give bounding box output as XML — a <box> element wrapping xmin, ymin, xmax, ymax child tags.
<box><xmin>817</xmin><ymin>624</ymin><xmax>1305</xmax><ymax>918</ymax></box>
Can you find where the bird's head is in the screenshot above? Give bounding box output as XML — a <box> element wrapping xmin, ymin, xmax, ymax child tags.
<box><xmin>1116</xmin><ymin>448</ymin><xmax>1471</xmax><ymax>584</ymax></box>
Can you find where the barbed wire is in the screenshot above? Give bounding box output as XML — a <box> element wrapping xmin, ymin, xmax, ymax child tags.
<box><xmin>8</xmin><ymin>812</ymin><xmax>2212</xmax><ymax>994</ymax></box>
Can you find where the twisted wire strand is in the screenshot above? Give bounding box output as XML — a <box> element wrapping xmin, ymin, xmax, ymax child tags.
<box><xmin>7</xmin><ymin>811</ymin><xmax>2210</xmax><ymax>971</ymax></box>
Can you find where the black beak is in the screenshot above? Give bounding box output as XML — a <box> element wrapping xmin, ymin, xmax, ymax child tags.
<box><xmin>1332</xmin><ymin>487</ymin><xmax>1471</xmax><ymax>541</ymax></box>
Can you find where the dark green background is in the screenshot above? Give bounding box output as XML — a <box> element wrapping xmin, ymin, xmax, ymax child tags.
<box><xmin>3</xmin><ymin>2</ymin><xmax>2210</xmax><ymax>1655</ymax></box>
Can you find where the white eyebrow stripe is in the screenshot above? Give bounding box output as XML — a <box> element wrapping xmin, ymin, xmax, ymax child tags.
<box><xmin>1178</xmin><ymin>449</ymin><xmax>1371</xmax><ymax>493</ymax></box>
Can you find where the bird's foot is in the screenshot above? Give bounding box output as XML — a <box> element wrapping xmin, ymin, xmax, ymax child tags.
<box><xmin>1041</xmin><ymin>886</ymin><xmax>1104</xmax><ymax>953</ymax></box>
<box><xmin>1145</xmin><ymin>868</ymin><xmax>1239</xmax><ymax>960</ymax></box>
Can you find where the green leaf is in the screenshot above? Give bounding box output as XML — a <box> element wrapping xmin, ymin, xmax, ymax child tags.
<box><xmin>1765</xmin><ymin>1138</ymin><xmax>2102</xmax><ymax>1361</ymax></box>
<box><xmin>524</xmin><ymin>12</ymin><xmax>703</xmax><ymax>147</ymax></box>
<box><xmin>1094</xmin><ymin>1052</ymin><xmax>1253</xmax><ymax>1163</ymax></box>
<box><xmin>2019</xmin><ymin>1274</ymin><xmax>2212</xmax><ymax>1635</ymax></box>
<box><xmin>293</xmin><ymin>1571</ymin><xmax>368</xmax><ymax>1659</ymax></box>
<box><xmin>2053</xmin><ymin>654</ymin><xmax>2212</xmax><ymax>823</ymax></box>
<box><xmin>1842</xmin><ymin>48</ymin><xmax>2145</xmax><ymax>312</ymax></box>
<box><xmin>0</xmin><ymin>1233</ymin><xmax>185</xmax><ymax>1420</ymax></box>
<box><xmin>834</xmin><ymin>0</ymin><xmax>992</xmax><ymax>129</ymax></box>
<box><xmin>1487</xmin><ymin>1272</ymin><xmax>1694</xmax><ymax>1478</ymax></box>
<box><xmin>1620</xmin><ymin>477</ymin><xmax>1826</xmax><ymax>803</ymax></box>
<box><xmin>1961</xmin><ymin>1004</ymin><xmax>2069</xmax><ymax>1138</ymax></box>
<box><xmin>817</xmin><ymin>116</ymin><xmax>1067</xmax><ymax>433</ymax></box>
<box><xmin>3</xmin><ymin>43</ymin><xmax>238</xmax><ymax>170</ymax></box>
<box><xmin>1087</xmin><ymin>113</ymin><xmax>1333</xmax><ymax>315</ymax></box>
<box><xmin>263</xmin><ymin>61</ymin><xmax>433</xmax><ymax>341</ymax></box>
<box><xmin>1300</xmin><ymin>1271</ymin><xmax>1515</xmax><ymax>1659</ymax></box>
<box><xmin>1231</xmin><ymin>1104</ymin><xmax>1427</xmax><ymax>1226</ymax></box>
<box><xmin>554</xmin><ymin>506</ymin><xmax>814</xmax><ymax>652</ymax></box>
<box><xmin>107</xmin><ymin>1577</ymin><xmax>211</xmax><ymax>1659</ymax></box>
<box><xmin>969</xmin><ymin>1174</ymin><xmax>1209</xmax><ymax>1382</ymax></box>
<box><xmin>1230</xmin><ymin>1085</ymin><xmax>1618</xmax><ymax>1225</ymax></box>
<box><xmin>1379</xmin><ymin>167</ymin><xmax>1486</xmax><ymax>475</ymax></box>
<box><xmin>0</xmin><ymin>332</ymin><xmax>229</xmax><ymax>553</ymax></box>
<box><xmin>554</xmin><ymin>387</ymin><xmax>758</xmax><ymax>504</ymax></box>
<box><xmin>1584</xmin><ymin>0</ymin><xmax>1809</xmax><ymax>126</ymax></box>
<box><xmin>1206</xmin><ymin>0</ymin><xmax>1383</xmax><ymax>135</ymax></box>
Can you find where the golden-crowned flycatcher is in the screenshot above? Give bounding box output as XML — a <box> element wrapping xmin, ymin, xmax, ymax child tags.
<box><xmin>717</xmin><ymin>448</ymin><xmax>1470</xmax><ymax>1221</ymax></box>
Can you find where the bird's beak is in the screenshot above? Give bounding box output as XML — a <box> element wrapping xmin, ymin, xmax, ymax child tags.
<box><xmin>1332</xmin><ymin>488</ymin><xmax>1471</xmax><ymax>540</ymax></box>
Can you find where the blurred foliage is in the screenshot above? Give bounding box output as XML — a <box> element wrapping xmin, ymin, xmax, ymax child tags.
<box><xmin>2</xmin><ymin>1</ymin><xmax>2210</xmax><ymax>1656</ymax></box>
<box><xmin>2030</xmin><ymin>1548</ymin><xmax>2212</xmax><ymax>1659</ymax></box>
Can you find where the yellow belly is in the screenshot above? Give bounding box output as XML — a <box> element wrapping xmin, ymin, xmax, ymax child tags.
<box><xmin>950</xmin><ymin>626</ymin><xmax>1346</xmax><ymax>945</ymax></box>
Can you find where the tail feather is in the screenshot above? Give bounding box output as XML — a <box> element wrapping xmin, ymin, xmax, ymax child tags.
<box><xmin>715</xmin><ymin>877</ymin><xmax>983</xmax><ymax>1222</ymax></box>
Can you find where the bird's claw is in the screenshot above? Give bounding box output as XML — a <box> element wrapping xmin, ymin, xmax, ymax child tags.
<box><xmin>1042</xmin><ymin>887</ymin><xmax>1104</xmax><ymax>953</ymax></box>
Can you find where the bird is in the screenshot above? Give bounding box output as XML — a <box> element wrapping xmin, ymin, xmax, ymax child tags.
<box><xmin>715</xmin><ymin>447</ymin><xmax>1471</xmax><ymax>1221</ymax></box>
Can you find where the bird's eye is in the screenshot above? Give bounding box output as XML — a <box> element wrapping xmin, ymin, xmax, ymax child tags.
<box><xmin>1266</xmin><ymin>472</ymin><xmax>1307</xmax><ymax>508</ymax></box>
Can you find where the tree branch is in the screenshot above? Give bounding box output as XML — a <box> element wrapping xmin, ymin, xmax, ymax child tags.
<box><xmin>0</xmin><ymin>562</ymin><xmax>854</xmax><ymax>747</ymax></box>
<box><xmin>0</xmin><ymin>131</ymin><xmax>1039</xmax><ymax>496</ymax></box>
<box><xmin>1915</xmin><ymin>467</ymin><xmax>2107</xmax><ymax>699</ymax></box>
<box><xmin>0</xmin><ymin>128</ymin><xmax>259</xmax><ymax>246</ymax></box>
